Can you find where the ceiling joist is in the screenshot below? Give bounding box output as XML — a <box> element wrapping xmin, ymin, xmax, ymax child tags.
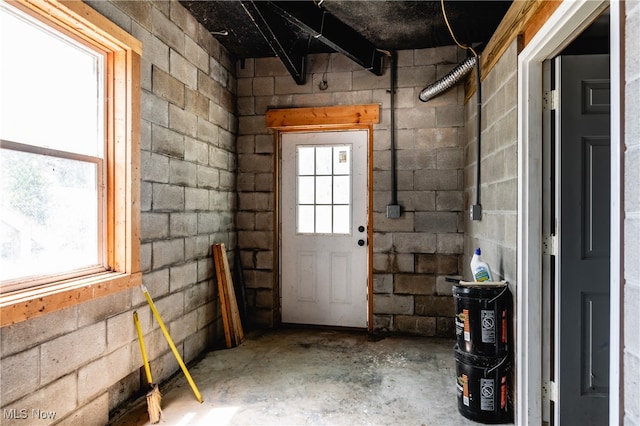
<box><xmin>241</xmin><ymin>1</ymin><xmax>307</xmax><ymax>84</ymax></box>
<box><xmin>268</xmin><ymin>2</ymin><xmax>384</xmax><ymax>77</ymax></box>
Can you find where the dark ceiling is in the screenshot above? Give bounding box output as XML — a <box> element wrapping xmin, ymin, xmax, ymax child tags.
<box><xmin>180</xmin><ymin>1</ymin><xmax>513</xmax><ymax>83</ymax></box>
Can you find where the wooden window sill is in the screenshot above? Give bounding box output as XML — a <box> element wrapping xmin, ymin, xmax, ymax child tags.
<box><xmin>0</xmin><ymin>271</ymin><xmax>142</xmax><ymax>327</ymax></box>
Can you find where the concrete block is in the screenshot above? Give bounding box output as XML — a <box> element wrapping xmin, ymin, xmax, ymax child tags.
<box><xmin>236</xmin><ymin>58</ymin><xmax>255</xmax><ymax>78</ymax></box>
<box><xmin>373</xmin><ymin>294</ymin><xmax>413</xmax><ymax>315</ymax></box>
<box><xmin>151</xmin><ymin>123</ymin><xmax>184</xmax><ymax>159</ymax></box>
<box><xmin>436</xmin><ymin>191</ymin><xmax>464</xmax><ymax>211</ymax></box>
<box><xmin>624</xmin><ymin>353</ymin><xmax>640</xmax><ymax>422</ymax></box>
<box><xmin>372</xmin><ymin>232</ymin><xmax>393</xmax><ymax>252</ymax></box>
<box><xmin>393</xmin><ymin>233</ymin><xmax>437</xmax><ymax>254</ymax></box>
<box><xmin>256</xmin><ymin>251</ymin><xmax>273</xmax><ymax>269</ymax></box>
<box><xmin>253</xmin><ymin>77</ymin><xmax>275</xmax><ymax>96</ymax></box>
<box><xmin>168</xmin><ymin>309</ymin><xmax>198</xmax><ymax>344</ymax></box>
<box><xmin>415</xmin><ymin>212</ymin><xmax>458</xmax><ymax>233</ymax></box>
<box><xmin>372</xmin><ymin>314</ymin><xmax>393</xmax><ymax>331</ymax></box>
<box><xmin>394</xmin><ymin>315</ymin><xmax>436</xmax><ymax>336</ymax></box>
<box><xmin>184</xmin><ymin>328</ymin><xmax>209</xmax><ymax>363</ymax></box>
<box><xmin>184</xmin><ymin>140</ymin><xmax>209</xmax><ymax>164</ymax></box>
<box><xmin>243</xmin><ymin>270</ymin><xmax>274</xmax><ymax>290</ymax></box>
<box><xmin>238</xmin><ymin>231</ymin><xmax>273</xmax><ymax>250</ymax></box>
<box><xmin>131</xmin><ymin>23</ymin><xmax>168</xmax><ymax>71</ymax></box>
<box><xmin>238</xmin><ymin>154</ymin><xmax>273</xmax><ymax>173</ymax></box>
<box><xmin>415</xmin><ymin>295</ymin><xmax>454</xmax><ymax>317</ymax></box>
<box><xmin>154</xmin><ymin>292</ymin><xmax>185</xmax><ymax>326</ymax></box>
<box><xmin>255</xmin><ymin>212</ymin><xmax>274</xmax><ymax>231</ymax></box>
<box><xmin>140</xmin><ymin>243</ymin><xmax>152</xmax><ymax>272</ymax></box>
<box><xmin>395</xmin><ymin>274</ymin><xmax>436</xmax><ymax>295</ymax></box>
<box><xmin>437</xmin><ymin>233</ymin><xmax>464</xmax><ymax>254</ymax></box>
<box><xmin>196</xmin><ymin>301</ymin><xmax>217</xmax><ymax>331</ymax></box>
<box><xmin>396</xmin><ymin>149</ymin><xmax>436</xmax><ymax>170</ymax></box>
<box><xmin>40</xmin><ymin>323</ymin><xmax>106</xmax><ymax>385</ymax></box>
<box><xmin>185</xmin><ymin>187</ymin><xmax>209</xmax><ymax>211</ymax></box>
<box><xmin>186</xmin><ymin>89</ymin><xmax>209</xmax><ymax>119</ymax></box>
<box><xmin>414</xmin><ymin>46</ymin><xmax>458</xmax><ymax>66</ymax></box>
<box><xmin>184</xmin><ymin>36</ymin><xmax>209</xmax><ymax>73</ymax></box>
<box><xmin>169</xmin><ymin>212</ymin><xmax>197</xmax><ymax>237</ymax></box>
<box><xmin>198</xmin><ymin>70</ymin><xmax>220</xmax><ymax>101</ymax></box>
<box><xmin>398</xmin><ymin>190</ymin><xmax>436</xmax><ymax>211</ymax></box>
<box><xmin>373</xmin><ymin>274</ymin><xmax>393</xmax><ymax>294</ymax></box>
<box><xmin>238</xmin><ymin>115</ymin><xmax>268</xmax><ymax>136</ymax></box>
<box><xmin>275</xmin><ymin>75</ymin><xmax>313</xmax><ymax>95</ymax></box>
<box><xmin>2</xmin><ymin>374</ymin><xmax>76</xmax><ymax>425</ymax></box>
<box><xmin>396</xmin><ymin>106</ymin><xmax>435</xmax><ymax>129</ymax></box>
<box><xmin>169</xmin><ymin>159</ymin><xmax>196</xmax><ymax>186</ymax></box>
<box><xmin>197</xmin><ymin>165</ymin><xmax>220</xmax><ymax>189</ymax></box>
<box><xmin>141</xmin><ymin>90</ymin><xmax>169</xmax><ymax>127</ymax></box>
<box><xmin>435</xmin><ymin>105</ymin><xmax>464</xmax><ymax>127</ymax></box>
<box><xmin>436</xmin><ymin>275</ymin><xmax>460</xmax><ymax>296</ymax></box>
<box><xmin>78</xmin><ymin>291</ymin><xmax>131</xmax><ymax>327</ymax></box>
<box><xmin>255</xmin><ymin>173</ymin><xmax>274</xmax><ymax>192</ymax></box>
<box><xmin>209</xmin><ymin>147</ymin><xmax>229</xmax><ymax>169</ymax></box>
<box><xmin>436</xmin><ymin>317</ymin><xmax>456</xmax><ymax>338</ymax></box>
<box><xmin>169</xmin><ymin>261</ymin><xmax>198</xmax><ymax>292</ymax></box>
<box><xmin>152</xmin><ymin>183</ymin><xmax>184</xmax><ymax>211</ymax></box>
<box><xmin>77</xmin><ymin>345</ymin><xmax>131</xmax><ymax>405</ymax></box>
<box><xmin>209</xmin><ymin>102</ymin><xmax>229</xmax><ymax>129</ymax></box>
<box><xmin>186</xmin><ymin>280</ymin><xmax>213</xmax><ymax>312</ymax></box>
<box><xmin>197</xmin><ymin>211</ymin><xmax>221</xmax><ymax>233</ymax></box>
<box><xmin>416</xmin><ymin>127</ymin><xmax>462</xmax><ymax>150</ymax></box>
<box><xmin>59</xmin><ymin>392</ymin><xmax>109</xmax><ymax>426</ymax></box>
<box><xmin>85</xmin><ymin>1</ymin><xmax>132</xmax><ymax>33</ymax></box>
<box><xmin>255</xmin><ymin>134</ymin><xmax>274</xmax><ymax>154</ymax></box>
<box><xmin>1</xmin><ymin>306</ymin><xmax>78</xmax><ymax>358</ymax></box>
<box><xmin>152</xmin><ymin>65</ymin><xmax>184</xmax><ymax>107</ymax></box>
<box><xmin>373</xmin><ymin>253</ymin><xmax>414</xmax><ymax>273</ymax></box>
<box><xmin>415</xmin><ymin>254</ymin><xmax>460</xmax><ymax>275</ymax></box>
<box><xmin>255</xmin><ymin>289</ymin><xmax>274</xmax><ymax>309</ymax></box>
<box><xmin>237</xmin><ymin>96</ymin><xmax>255</xmax><ymax>116</ymax></box>
<box><xmin>152</xmin><ymin>238</ymin><xmax>185</xmax><ymax>269</ymax></box>
<box><xmin>169</xmin><ymin>104</ymin><xmax>198</xmax><ymax>138</ymax></box>
<box><xmin>414</xmin><ymin>169</ymin><xmax>461</xmax><ymax>190</ymax></box>
<box><xmin>151</xmin><ymin>6</ymin><xmax>184</xmax><ymax>53</ymax></box>
<box><xmin>1</xmin><ymin>346</ymin><xmax>40</xmax><ymax>405</ymax></box>
<box><xmin>625</xmin><ymin>285</ymin><xmax>640</xmax><ymax>357</ymax></box>
<box><xmin>106</xmin><ymin>310</ymin><xmax>136</xmax><ymax>353</ymax></box>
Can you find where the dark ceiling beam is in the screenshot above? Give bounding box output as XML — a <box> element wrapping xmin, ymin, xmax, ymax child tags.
<box><xmin>240</xmin><ymin>1</ymin><xmax>307</xmax><ymax>85</ymax></box>
<box><xmin>267</xmin><ymin>1</ymin><xmax>384</xmax><ymax>76</ymax></box>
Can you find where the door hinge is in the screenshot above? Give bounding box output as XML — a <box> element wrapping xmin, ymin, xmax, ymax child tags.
<box><xmin>543</xmin><ymin>90</ymin><xmax>558</xmax><ymax>111</ymax></box>
<box><xmin>542</xmin><ymin>380</ymin><xmax>557</xmax><ymax>402</ymax></box>
<box><xmin>542</xmin><ymin>234</ymin><xmax>557</xmax><ymax>256</ymax></box>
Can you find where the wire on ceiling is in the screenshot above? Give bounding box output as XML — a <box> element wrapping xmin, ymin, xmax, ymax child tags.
<box><xmin>441</xmin><ymin>0</ymin><xmax>477</xmax><ymax>58</ymax></box>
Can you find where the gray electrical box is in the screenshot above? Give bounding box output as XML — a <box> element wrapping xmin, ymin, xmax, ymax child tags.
<box><xmin>387</xmin><ymin>204</ymin><xmax>401</xmax><ymax>219</ymax></box>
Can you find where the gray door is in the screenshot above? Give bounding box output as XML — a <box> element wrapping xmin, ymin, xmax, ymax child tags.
<box><xmin>558</xmin><ymin>54</ymin><xmax>610</xmax><ymax>425</ymax></box>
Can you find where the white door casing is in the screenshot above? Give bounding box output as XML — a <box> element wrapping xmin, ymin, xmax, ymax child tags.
<box><xmin>516</xmin><ymin>0</ymin><xmax>622</xmax><ymax>424</ymax></box>
<box><xmin>280</xmin><ymin>130</ymin><xmax>368</xmax><ymax>328</ymax></box>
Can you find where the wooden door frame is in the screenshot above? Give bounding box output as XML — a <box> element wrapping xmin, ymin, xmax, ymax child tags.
<box><xmin>266</xmin><ymin>104</ymin><xmax>380</xmax><ymax>331</ymax></box>
<box><xmin>516</xmin><ymin>1</ymin><xmax>623</xmax><ymax>424</ymax></box>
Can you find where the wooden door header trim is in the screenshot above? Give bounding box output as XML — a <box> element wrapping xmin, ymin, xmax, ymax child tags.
<box><xmin>266</xmin><ymin>104</ymin><xmax>380</xmax><ymax>129</ymax></box>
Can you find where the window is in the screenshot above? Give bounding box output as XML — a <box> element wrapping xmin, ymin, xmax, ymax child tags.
<box><xmin>1</xmin><ymin>3</ymin><xmax>105</xmax><ymax>287</ymax></box>
<box><xmin>0</xmin><ymin>0</ymin><xmax>141</xmax><ymax>326</ymax></box>
<box><xmin>296</xmin><ymin>145</ymin><xmax>351</xmax><ymax>234</ymax></box>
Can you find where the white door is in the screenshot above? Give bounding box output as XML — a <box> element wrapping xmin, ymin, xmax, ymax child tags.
<box><xmin>281</xmin><ymin>130</ymin><xmax>368</xmax><ymax>328</ymax></box>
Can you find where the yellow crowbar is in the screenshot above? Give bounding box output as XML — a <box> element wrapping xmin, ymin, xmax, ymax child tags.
<box><xmin>141</xmin><ymin>285</ymin><xmax>203</xmax><ymax>403</ymax></box>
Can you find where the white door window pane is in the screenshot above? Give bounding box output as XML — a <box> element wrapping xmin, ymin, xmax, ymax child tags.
<box><xmin>333</xmin><ymin>176</ymin><xmax>350</xmax><ymax>204</ymax></box>
<box><xmin>298</xmin><ymin>147</ymin><xmax>315</xmax><ymax>175</ymax></box>
<box><xmin>298</xmin><ymin>176</ymin><xmax>315</xmax><ymax>204</ymax></box>
<box><xmin>298</xmin><ymin>205</ymin><xmax>315</xmax><ymax>233</ymax></box>
<box><xmin>333</xmin><ymin>146</ymin><xmax>351</xmax><ymax>175</ymax></box>
<box><xmin>0</xmin><ymin>149</ymin><xmax>100</xmax><ymax>282</ymax></box>
<box><xmin>333</xmin><ymin>206</ymin><xmax>350</xmax><ymax>234</ymax></box>
<box><xmin>0</xmin><ymin>5</ymin><xmax>104</xmax><ymax>158</ymax></box>
<box><xmin>315</xmin><ymin>205</ymin><xmax>332</xmax><ymax>233</ymax></box>
<box><xmin>315</xmin><ymin>176</ymin><xmax>332</xmax><ymax>204</ymax></box>
<box><xmin>315</xmin><ymin>147</ymin><xmax>332</xmax><ymax>175</ymax></box>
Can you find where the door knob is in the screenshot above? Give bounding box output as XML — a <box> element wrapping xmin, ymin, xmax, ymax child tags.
<box><xmin>358</xmin><ymin>226</ymin><xmax>365</xmax><ymax>233</ymax></box>
<box><xmin>357</xmin><ymin>239</ymin><xmax>365</xmax><ymax>246</ymax></box>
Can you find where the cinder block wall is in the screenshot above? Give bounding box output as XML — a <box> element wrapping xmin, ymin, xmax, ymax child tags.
<box><xmin>463</xmin><ymin>41</ymin><xmax>518</xmax><ymax>286</ymax></box>
<box><xmin>0</xmin><ymin>1</ymin><xmax>236</xmax><ymax>424</ymax></box>
<box><xmin>625</xmin><ymin>1</ymin><xmax>640</xmax><ymax>423</ymax></box>
<box><xmin>237</xmin><ymin>47</ymin><xmax>468</xmax><ymax>336</ymax></box>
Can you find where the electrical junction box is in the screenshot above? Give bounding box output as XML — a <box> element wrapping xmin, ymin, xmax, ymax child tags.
<box><xmin>387</xmin><ymin>204</ymin><xmax>401</xmax><ymax>219</ymax></box>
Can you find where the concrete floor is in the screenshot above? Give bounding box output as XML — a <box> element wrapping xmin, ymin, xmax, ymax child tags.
<box><xmin>110</xmin><ymin>329</ymin><xmax>481</xmax><ymax>425</ymax></box>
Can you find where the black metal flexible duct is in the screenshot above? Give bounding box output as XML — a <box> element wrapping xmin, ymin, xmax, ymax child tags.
<box><xmin>418</xmin><ymin>56</ymin><xmax>477</xmax><ymax>102</ymax></box>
